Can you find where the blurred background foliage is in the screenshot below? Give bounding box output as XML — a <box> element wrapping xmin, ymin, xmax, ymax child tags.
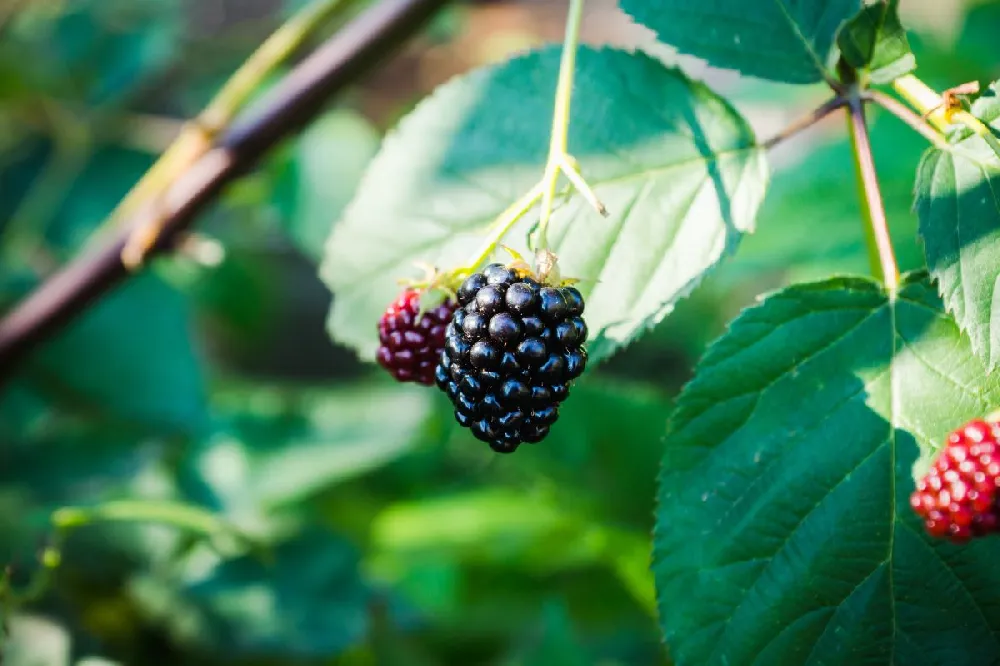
<box><xmin>0</xmin><ymin>0</ymin><xmax>994</xmax><ymax>664</ymax></box>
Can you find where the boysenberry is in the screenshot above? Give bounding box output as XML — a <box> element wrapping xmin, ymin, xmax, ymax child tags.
<box><xmin>911</xmin><ymin>418</ymin><xmax>1000</xmax><ymax>543</ymax></box>
<box><xmin>377</xmin><ymin>289</ymin><xmax>456</xmax><ymax>385</ymax></box>
<box><xmin>437</xmin><ymin>263</ymin><xmax>588</xmax><ymax>452</ymax></box>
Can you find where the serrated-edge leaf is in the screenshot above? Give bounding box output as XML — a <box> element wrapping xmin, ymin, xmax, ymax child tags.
<box><xmin>619</xmin><ymin>0</ymin><xmax>860</xmax><ymax>84</ymax></box>
<box><xmin>836</xmin><ymin>0</ymin><xmax>915</xmax><ymax>85</ymax></box>
<box><xmin>914</xmin><ymin>88</ymin><xmax>1000</xmax><ymax>370</ymax></box>
<box><xmin>321</xmin><ymin>46</ymin><xmax>767</xmax><ymax>365</ymax></box>
<box><xmin>653</xmin><ymin>271</ymin><xmax>1000</xmax><ymax>665</ymax></box>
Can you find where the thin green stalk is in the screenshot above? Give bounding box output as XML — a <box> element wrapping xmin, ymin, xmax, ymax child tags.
<box><xmin>535</xmin><ymin>0</ymin><xmax>586</xmax><ymax>251</ymax></box>
<box><xmin>893</xmin><ymin>74</ymin><xmax>1000</xmax><ymax>160</ymax></box>
<box><xmin>461</xmin><ymin>183</ymin><xmax>545</xmax><ymax>274</ymax></box>
<box><xmin>456</xmin><ymin>0</ymin><xmax>599</xmax><ymax>275</ymax></box>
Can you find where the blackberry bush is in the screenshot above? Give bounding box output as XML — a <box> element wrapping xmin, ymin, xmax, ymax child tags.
<box><xmin>376</xmin><ymin>288</ymin><xmax>455</xmax><ymax>385</ymax></box>
<box><xmin>434</xmin><ymin>263</ymin><xmax>588</xmax><ymax>453</ymax></box>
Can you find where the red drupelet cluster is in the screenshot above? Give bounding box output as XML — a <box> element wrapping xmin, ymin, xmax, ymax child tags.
<box><xmin>911</xmin><ymin>419</ymin><xmax>1000</xmax><ymax>543</ymax></box>
<box><xmin>376</xmin><ymin>289</ymin><xmax>455</xmax><ymax>385</ymax></box>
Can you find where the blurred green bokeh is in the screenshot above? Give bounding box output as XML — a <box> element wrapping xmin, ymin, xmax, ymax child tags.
<box><xmin>0</xmin><ymin>0</ymin><xmax>992</xmax><ymax>664</ymax></box>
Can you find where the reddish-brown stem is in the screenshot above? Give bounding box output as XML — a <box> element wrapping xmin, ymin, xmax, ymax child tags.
<box><xmin>761</xmin><ymin>96</ymin><xmax>849</xmax><ymax>150</ymax></box>
<box><xmin>847</xmin><ymin>97</ymin><xmax>899</xmax><ymax>293</ymax></box>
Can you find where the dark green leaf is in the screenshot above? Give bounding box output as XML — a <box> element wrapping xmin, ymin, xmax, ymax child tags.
<box><xmin>654</xmin><ymin>273</ymin><xmax>1000</xmax><ymax>665</ymax></box>
<box><xmin>915</xmin><ymin>82</ymin><xmax>1000</xmax><ymax>369</ymax></box>
<box><xmin>323</xmin><ymin>47</ymin><xmax>766</xmax><ymax>363</ymax></box>
<box><xmin>837</xmin><ymin>0</ymin><xmax>915</xmax><ymax>85</ymax></box>
<box><xmin>619</xmin><ymin>0</ymin><xmax>860</xmax><ymax>84</ymax></box>
<box><xmin>21</xmin><ymin>274</ymin><xmax>207</xmax><ymax>434</ymax></box>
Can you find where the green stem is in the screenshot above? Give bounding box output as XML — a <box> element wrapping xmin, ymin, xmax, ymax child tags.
<box><xmin>847</xmin><ymin>98</ymin><xmax>899</xmax><ymax>293</ymax></box>
<box><xmin>100</xmin><ymin>0</ymin><xmax>352</xmax><ymax>234</ymax></box>
<box><xmin>460</xmin><ymin>182</ymin><xmax>545</xmax><ymax>274</ymax></box>
<box><xmin>52</xmin><ymin>500</ymin><xmax>249</xmax><ymax>545</ymax></box>
<box><xmin>1</xmin><ymin>501</ymin><xmax>254</xmax><ymax>607</ymax></box>
<box><xmin>892</xmin><ymin>74</ymin><xmax>1000</xmax><ymax>159</ymax></box>
<box><xmin>535</xmin><ymin>0</ymin><xmax>586</xmax><ymax>251</ymax></box>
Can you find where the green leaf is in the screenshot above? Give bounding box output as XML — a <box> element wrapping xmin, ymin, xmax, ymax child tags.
<box><xmin>132</xmin><ymin>529</ymin><xmax>370</xmax><ymax>658</ymax></box>
<box><xmin>20</xmin><ymin>274</ymin><xmax>207</xmax><ymax>433</ymax></box>
<box><xmin>653</xmin><ymin>273</ymin><xmax>1000</xmax><ymax>665</ymax></box>
<box><xmin>179</xmin><ymin>384</ymin><xmax>433</xmax><ymax>534</ymax></box>
<box><xmin>836</xmin><ymin>0</ymin><xmax>915</xmax><ymax>85</ymax></box>
<box><xmin>914</xmin><ymin>83</ymin><xmax>1000</xmax><ymax>369</ymax></box>
<box><xmin>276</xmin><ymin>110</ymin><xmax>381</xmax><ymax>261</ymax></box>
<box><xmin>323</xmin><ymin>47</ymin><xmax>767</xmax><ymax>363</ymax></box>
<box><xmin>619</xmin><ymin>0</ymin><xmax>860</xmax><ymax>84</ymax></box>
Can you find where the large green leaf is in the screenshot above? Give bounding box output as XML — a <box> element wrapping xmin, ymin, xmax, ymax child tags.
<box><xmin>914</xmin><ymin>83</ymin><xmax>1000</xmax><ymax>369</ymax></box>
<box><xmin>322</xmin><ymin>47</ymin><xmax>767</xmax><ymax>363</ymax></box>
<box><xmin>654</xmin><ymin>273</ymin><xmax>1000</xmax><ymax>665</ymax></box>
<box><xmin>20</xmin><ymin>274</ymin><xmax>207</xmax><ymax>433</ymax></box>
<box><xmin>836</xmin><ymin>0</ymin><xmax>915</xmax><ymax>85</ymax></box>
<box><xmin>619</xmin><ymin>0</ymin><xmax>860</xmax><ymax>84</ymax></box>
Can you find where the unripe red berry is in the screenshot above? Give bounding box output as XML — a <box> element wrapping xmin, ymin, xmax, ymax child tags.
<box><xmin>911</xmin><ymin>419</ymin><xmax>1000</xmax><ymax>543</ymax></box>
<box><xmin>376</xmin><ymin>289</ymin><xmax>455</xmax><ymax>386</ymax></box>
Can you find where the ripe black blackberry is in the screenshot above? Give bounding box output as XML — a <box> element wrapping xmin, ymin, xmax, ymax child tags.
<box><xmin>435</xmin><ymin>263</ymin><xmax>588</xmax><ymax>453</ymax></box>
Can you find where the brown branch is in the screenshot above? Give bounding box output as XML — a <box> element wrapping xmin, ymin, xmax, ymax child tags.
<box><xmin>0</xmin><ymin>0</ymin><xmax>451</xmax><ymax>380</ymax></box>
<box><xmin>847</xmin><ymin>97</ymin><xmax>899</xmax><ymax>293</ymax></box>
<box><xmin>761</xmin><ymin>96</ymin><xmax>849</xmax><ymax>150</ymax></box>
<box><xmin>862</xmin><ymin>89</ymin><xmax>951</xmax><ymax>151</ymax></box>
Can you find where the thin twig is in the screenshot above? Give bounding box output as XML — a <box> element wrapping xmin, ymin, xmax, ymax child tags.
<box><xmin>863</xmin><ymin>90</ymin><xmax>950</xmax><ymax>151</ymax></box>
<box><xmin>847</xmin><ymin>97</ymin><xmax>899</xmax><ymax>293</ymax></box>
<box><xmin>761</xmin><ymin>96</ymin><xmax>849</xmax><ymax>150</ymax></box>
<box><xmin>0</xmin><ymin>0</ymin><xmax>451</xmax><ymax>379</ymax></box>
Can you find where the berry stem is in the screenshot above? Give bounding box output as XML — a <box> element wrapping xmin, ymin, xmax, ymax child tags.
<box><xmin>534</xmin><ymin>0</ymin><xmax>605</xmax><ymax>252</ymax></box>
<box><xmin>460</xmin><ymin>182</ymin><xmax>546</xmax><ymax>276</ymax></box>
<box><xmin>847</xmin><ymin>97</ymin><xmax>899</xmax><ymax>294</ymax></box>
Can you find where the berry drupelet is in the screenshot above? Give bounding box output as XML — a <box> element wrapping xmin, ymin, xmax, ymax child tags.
<box><xmin>911</xmin><ymin>418</ymin><xmax>1000</xmax><ymax>543</ymax></box>
<box><xmin>435</xmin><ymin>263</ymin><xmax>588</xmax><ymax>453</ymax></box>
<box><xmin>377</xmin><ymin>288</ymin><xmax>456</xmax><ymax>386</ymax></box>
